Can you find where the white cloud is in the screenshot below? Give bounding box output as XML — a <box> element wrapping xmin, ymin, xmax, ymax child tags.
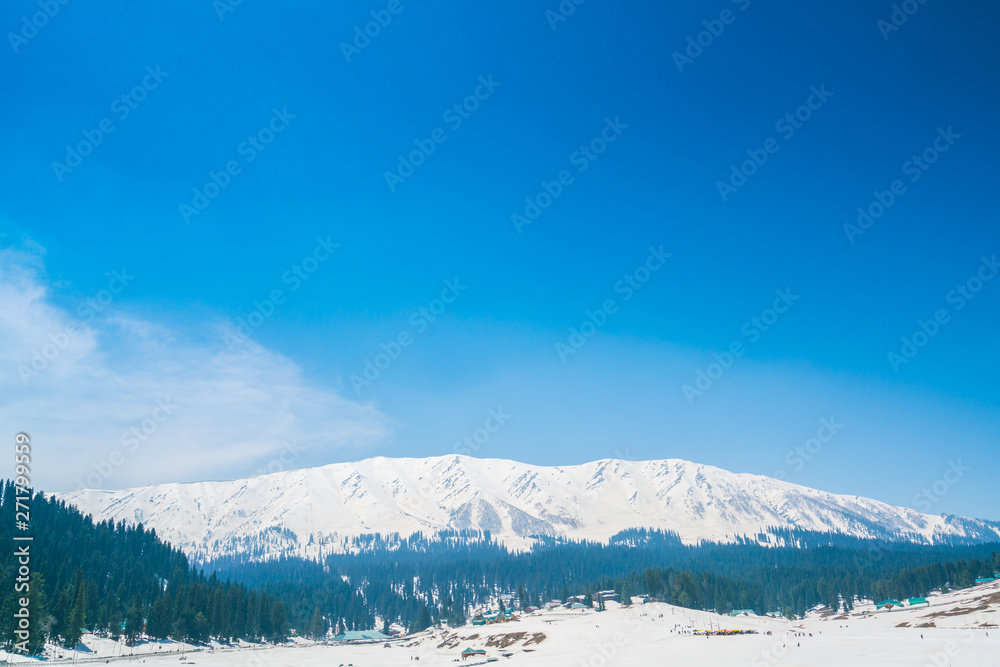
<box><xmin>0</xmin><ymin>244</ymin><xmax>389</xmax><ymax>491</ymax></box>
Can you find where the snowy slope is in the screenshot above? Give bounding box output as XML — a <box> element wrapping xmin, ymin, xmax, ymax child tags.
<box><xmin>56</xmin><ymin>455</ymin><xmax>1000</xmax><ymax>560</ymax></box>
<box><xmin>9</xmin><ymin>583</ymin><xmax>998</xmax><ymax>666</ymax></box>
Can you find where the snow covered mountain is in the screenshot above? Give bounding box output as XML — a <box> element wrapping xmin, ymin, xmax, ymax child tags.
<box><xmin>56</xmin><ymin>455</ymin><xmax>1000</xmax><ymax>561</ymax></box>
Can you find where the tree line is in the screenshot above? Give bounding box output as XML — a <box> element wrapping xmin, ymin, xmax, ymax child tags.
<box><xmin>210</xmin><ymin>527</ymin><xmax>1000</xmax><ymax>630</ymax></box>
<box><xmin>0</xmin><ymin>482</ymin><xmax>291</xmax><ymax>653</ymax></box>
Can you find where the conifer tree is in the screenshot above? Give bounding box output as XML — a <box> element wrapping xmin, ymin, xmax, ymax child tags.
<box><xmin>64</xmin><ymin>570</ymin><xmax>87</xmax><ymax>647</ymax></box>
<box><xmin>310</xmin><ymin>608</ymin><xmax>325</xmax><ymax>639</ymax></box>
<box><xmin>125</xmin><ymin>596</ymin><xmax>144</xmax><ymax>645</ymax></box>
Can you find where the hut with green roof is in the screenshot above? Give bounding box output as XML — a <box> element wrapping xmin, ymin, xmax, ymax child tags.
<box><xmin>461</xmin><ymin>647</ymin><xmax>487</xmax><ymax>660</ymax></box>
<box><xmin>876</xmin><ymin>599</ymin><xmax>904</xmax><ymax>610</ymax></box>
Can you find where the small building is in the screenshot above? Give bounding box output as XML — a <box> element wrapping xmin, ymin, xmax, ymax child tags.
<box><xmin>461</xmin><ymin>647</ymin><xmax>487</xmax><ymax>661</ymax></box>
<box><xmin>908</xmin><ymin>597</ymin><xmax>928</xmax><ymax>606</ymax></box>
<box><xmin>876</xmin><ymin>600</ymin><xmax>904</xmax><ymax>610</ymax></box>
<box><xmin>330</xmin><ymin>630</ymin><xmax>391</xmax><ymax>642</ymax></box>
<box><xmin>570</xmin><ymin>602</ymin><xmax>588</xmax><ymax>610</ymax></box>
<box><xmin>975</xmin><ymin>578</ymin><xmax>994</xmax><ymax>585</ymax></box>
<box><xmin>480</xmin><ymin>610</ymin><xmax>518</xmax><ymax>624</ymax></box>
<box><xmin>764</xmin><ymin>611</ymin><xmax>783</xmax><ymax>618</ymax></box>
<box><xmin>731</xmin><ymin>609</ymin><xmax>755</xmax><ymax>617</ymax></box>
<box><xmin>471</xmin><ymin>615</ymin><xmax>486</xmax><ymax>626</ymax></box>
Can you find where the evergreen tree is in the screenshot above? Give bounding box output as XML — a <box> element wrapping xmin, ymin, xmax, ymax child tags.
<box><xmin>620</xmin><ymin>581</ymin><xmax>632</xmax><ymax>606</ymax></box>
<box><xmin>311</xmin><ymin>608</ymin><xmax>325</xmax><ymax>639</ymax></box>
<box><xmin>269</xmin><ymin>601</ymin><xmax>289</xmax><ymax>642</ymax></box>
<box><xmin>146</xmin><ymin>597</ymin><xmax>172</xmax><ymax>639</ymax></box>
<box><xmin>22</xmin><ymin>572</ymin><xmax>50</xmax><ymax>654</ymax></box>
<box><xmin>125</xmin><ymin>596</ymin><xmax>144</xmax><ymax>645</ymax></box>
<box><xmin>0</xmin><ymin>591</ymin><xmax>18</xmax><ymax>652</ymax></box>
<box><xmin>191</xmin><ymin>611</ymin><xmax>210</xmax><ymax>643</ymax></box>
<box><xmin>409</xmin><ymin>605</ymin><xmax>432</xmax><ymax>633</ymax></box>
<box><xmin>64</xmin><ymin>570</ymin><xmax>87</xmax><ymax>647</ymax></box>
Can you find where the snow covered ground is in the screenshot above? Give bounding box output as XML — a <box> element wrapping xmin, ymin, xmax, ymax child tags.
<box><xmin>5</xmin><ymin>580</ymin><xmax>997</xmax><ymax>666</ymax></box>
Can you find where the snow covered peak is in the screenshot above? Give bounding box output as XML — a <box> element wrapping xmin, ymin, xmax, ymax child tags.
<box><xmin>56</xmin><ymin>455</ymin><xmax>1000</xmax><ymax>560</ymax></box>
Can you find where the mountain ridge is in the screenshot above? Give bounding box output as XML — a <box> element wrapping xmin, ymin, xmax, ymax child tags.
<box><xmin>56</xmin><ymin>454</ymin><xmax>1000</xmax><ymax>560</ymax></box>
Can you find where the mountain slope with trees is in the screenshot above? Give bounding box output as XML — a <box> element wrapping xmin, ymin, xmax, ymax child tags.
<box><xmin>0</xmin><ymin>481</ymin><xmax>296</xmax><ymax>653</ymax></box>
<box><xmin>209</xmin><ymin>528</ymin><xmax>1000</xmax><ymax>631</ymax></box>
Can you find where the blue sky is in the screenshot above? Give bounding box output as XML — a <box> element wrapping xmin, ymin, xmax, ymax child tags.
<box><xmin>1</xmin><ymin>1</ymin><xmax>998</xmax><ymax>520</ymax></box>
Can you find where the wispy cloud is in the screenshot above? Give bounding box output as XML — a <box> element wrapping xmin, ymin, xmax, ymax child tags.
<box><xmin>0</xmin><ymin>243</ymin><xmax>389</xmax><ymax>491</ymax></box>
